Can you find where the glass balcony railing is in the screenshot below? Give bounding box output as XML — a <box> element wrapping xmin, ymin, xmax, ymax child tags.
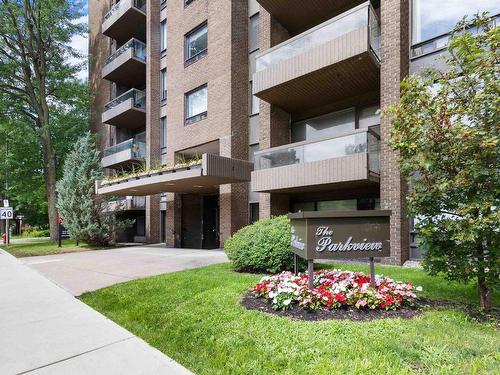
<box><xmin>256</xmin><ymin>2</ymin><xmax>380</xmax><ymax>72</ymax></box>
<box><xmin>104</xmin><ymin>0</ymin><xmax>146</xmax><ymax>21</ymax></box>
<box><xmin>104</xmin><ymin>88</ymin><xmax>146</xmax><ymax>111</ymax></box>
<box><xmin>103</xmin><ymin>132</ymin><xmax>146</xmax><ymax>159</ymax></box>
<box><xmin>105</xmin><ymin>38</ymin><xmax>146</xmax><ymax>65</ymax></box>
<box><xmin>254</xmin><ymin>128</ymin><xmax>380</xmax><ymax>174</ymax></box>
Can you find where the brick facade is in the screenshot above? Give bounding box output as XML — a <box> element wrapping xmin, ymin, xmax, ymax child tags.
<box><xmin>145</xmin><ymin>0</ymin><xmax>161</xmax><ymax>243</ymax></box>
<box><xmin>91</xmin><ymin>0</ymin><xmax>412</xmax><ymax>259</ymax></box>
<box><xmin>380</xmin><ymin>0</ymin><xmax>410</xmax><ymax>265</ymax></box>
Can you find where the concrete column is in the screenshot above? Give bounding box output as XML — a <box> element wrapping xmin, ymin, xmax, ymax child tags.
<box><xmin>145</xmin><ymin>0</ymin><xmax>161</xmax><ymax>244</ymax></box>
<box><xmin>165</xmin><ymin>193</ymin><xmax>181</xmax><ymax>247</ymax></box>
<box><xmin>380</xmin><ymin>0</ymin><xmax>410</xmax><ymax>265</ymax></box>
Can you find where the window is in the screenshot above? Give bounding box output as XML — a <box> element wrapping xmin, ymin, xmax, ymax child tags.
<box><xmin>160</xmin><ymin>117</ymin><xmax>167</xmax><ymax>153</ymax></box>
<box><xmin>160</xmin><ymin>20</ymin><xmax>167</xmax><ymax>52</ymax></box>
<box><xmin>249</xmin><ymin>82</ymin><xmax>259</xmax><ymax>115</ymax></box>
<box><xmin>292</xmin><ymin>108</ymin><xmax>355</xmax><ymax>142</ymax></box>
<box><xmin>160</xmin><ymin>69</ymin><xmax>167</xmax><ymax>101</ymax></box>
<box><xmin>185</xmin><ymin>22</ymin><xmax>207</xmax><ymax>65</ymax></box>
<box><xmin>412</xmin><ymin>0</ymin><xmax>499</xmax><ymax>46</ymax></box>
<box><xmin>185</xmin><ymin>84</ymin><xmax>207</xmax><ymax>124</ymax></box>
<box><xmin>249</xmin><ymin>13</ymin><xmax>260</xmax><ymax>52</ymax></box>
<box><xmin>358</xmin><ymin>106</ymin><xmax>380</xmax><ymax>129</ymax></box>
<box><xmin>249</xmin><ymin>203</ymin><xmax>259</xmax><ymax>224</ymax></box>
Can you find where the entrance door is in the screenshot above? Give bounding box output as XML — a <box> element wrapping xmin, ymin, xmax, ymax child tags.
<box><xmin>181</xmin><ymin>194</ymin><xmax>202</xmax><ymax>248</ymax></box>
<box><xmin>202</xmin><ymin>195</ymin><xmax>219</xmax><ymax>249</ymax></box>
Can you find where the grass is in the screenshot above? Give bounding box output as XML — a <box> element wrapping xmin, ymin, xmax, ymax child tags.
<box><xmin>2</xmin><ymin>238</ymin><xmax>110</xmax><ymax>257</ymax></box>
<box><xmin>81</xmin><ymin>263</ymin><xmax>499</xmax><ymax>375</ymax></box>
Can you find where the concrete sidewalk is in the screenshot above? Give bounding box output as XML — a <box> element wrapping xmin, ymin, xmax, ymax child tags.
<box><xmin>0</xmin><ymin>249</ymin><xmax>193</xmax><ymax>375</ymax></box>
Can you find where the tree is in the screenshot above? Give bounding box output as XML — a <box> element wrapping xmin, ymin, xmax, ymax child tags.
<box><xmin>0</xmin><ymin>80</ymin><xmax>88</xmax><ymax>228</ymax></box>
<box><xmin>0</xmin><ymin>0</ymin><xmax>86</xmax><ymax>240</ymax></box>
<box><xmin>387</xmin><ymin>14</ymin><xmax>499</xmax><ymax>308</ymax></box>
<box><xmin>57</xmin><ymin>132</ymin><xmax>132</xmax><ymax>246</ymax></box>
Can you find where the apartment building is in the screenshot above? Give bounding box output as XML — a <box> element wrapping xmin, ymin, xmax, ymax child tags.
<box><xmin>89</xmin><ymin>0</ymin><xmax>499</xmax><ymax>263</ymax></box>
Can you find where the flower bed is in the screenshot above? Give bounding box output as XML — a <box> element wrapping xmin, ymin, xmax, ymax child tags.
<box><xmin>252</xmin><ymin>269</ymin><xmax>422</xmax><ymax>312</ymax></box>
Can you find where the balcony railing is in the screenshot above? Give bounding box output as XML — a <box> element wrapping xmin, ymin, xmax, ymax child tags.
<box><xmin>104</xmin><ymin>88</ymin><xmax>145</xmax><ymax>111</ymax></box>
<box><xmin>254</xmin><ymin>128</ymin><xmax>380</xmax><ymax>174</ymax></box>
<box><xmin>103</xmin><ymin>132</ymin><xmax>146</xmax><ymax>159</ymax></box>
<box><xmin>104</xmin><ymin>0</ymin><xmax>146</xmax><ymax>21</ymax></box>
<box><xmin>106</xmin><ymin>38</ymin><xmax>146</xmax><ymax>66</ymax></box>
<box><xmin>256</xmin><ymin>2</ymin><xmax>380</xmax><ymax>72</ymax></box>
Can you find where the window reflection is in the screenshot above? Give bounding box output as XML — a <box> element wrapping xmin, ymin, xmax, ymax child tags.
<box><xmin>412</xmin><ymin>0</ymin><xmax>499</xmax><ymax>45</ymax></box>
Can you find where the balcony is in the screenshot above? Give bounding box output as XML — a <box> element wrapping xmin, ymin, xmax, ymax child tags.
<box><xmin>106</xmin><ymin>196</ymin><xmax>146</xmax><ymax>212</ymax></box>
<box><xmin>102</xmin><ymin>132</ymin><xmax>146</xmax><ymax>169</ymax></box>
<box><xmin>251</xmin><ymin>128</ymin><xmax>380</xmax><ymax>193</ymax></box>
<box><xmin>253</xmin><ymin>2</ymin><xmax>380</xmax><ymax>114</ymax></box>
<box><xmin>96</xmin><ymin>154</ymin><xmax>253</xmax><ymax>196</ymax></box>
<box><xmin>102</xmin><ymin>89</ymin><xmax>146</xmax><ymax>129</ymax></box>
<box><xmin>102</xmin><ymin>0</ymin><xmax>146</xmax><ymax>45</ymax></box>
<box><xmin>102</xmin><ymin>38</ymin><xmax>146</xmax><ymax>87</ymax></box>
<box><xmin>256</xmin><ymin>0</ymin><xmax>366</xmax><ymax>34</ymax></box>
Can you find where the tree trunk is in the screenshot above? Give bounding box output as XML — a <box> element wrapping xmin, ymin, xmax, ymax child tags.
<box><xmin>478</xmin><ymin>275</ymin><xmax>492</xmax><ymax>309</ymax></box>
<box><xmin>39</xmin><ymin>126</ymin><xmax>58</xmax><ymax>241</ymax></box>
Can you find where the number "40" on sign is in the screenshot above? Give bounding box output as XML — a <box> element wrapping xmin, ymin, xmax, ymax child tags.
<box><xmin>0</xmin><ymin>208</ymin><xmax>13</xmax><ymax>220</ymax></box>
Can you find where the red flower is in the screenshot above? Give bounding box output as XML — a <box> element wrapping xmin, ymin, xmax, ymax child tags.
<box><xmin>334</xmin><ymin>293</ymin><xmax>347</xmax><ymax>303</ymax></box>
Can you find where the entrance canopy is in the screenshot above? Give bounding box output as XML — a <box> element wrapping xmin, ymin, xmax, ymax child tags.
<box><xmin>96</xmin><ymin>153</ymin><xmax>253</xmax><ymax>196</ymax></box>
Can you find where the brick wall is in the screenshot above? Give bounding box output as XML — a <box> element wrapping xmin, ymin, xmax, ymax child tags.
<box><xmin>163</xmin><ymin>0</ymin><xmax>249</xmax><ymax>247</ymax></box>
<box><xmin>258</xmin><ymin>9</ymin><xmax>291</xmax><ymax>219</ymax></box>
<box><xmin>145</xmin><ymin>0</ymin><xmax>161</xmax><ymax>243</ymax></box>
<box><xmin>380</xmin><ymin>0</ymin><xmax>410</xmax><ymax>265</ymax></box>
<box><xmin>88</xmin><ymin>0</ymin><xmax>111</xmax><ymax>151</ymax></box>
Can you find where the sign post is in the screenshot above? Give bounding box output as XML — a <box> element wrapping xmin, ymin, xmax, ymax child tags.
<box><xmin>0</xmin><ymin>207</ymin><xmax>14</xmax><ymax>246</ymax></box>
<box><xmin>289</xmin><ymin>210</ymin><xmax>392</xmax><ymax>290</ymax></box>
<box><xmin>58</xmin><ymin>214</ymin><xmax>62</xmax><ymax>248</ymax></box>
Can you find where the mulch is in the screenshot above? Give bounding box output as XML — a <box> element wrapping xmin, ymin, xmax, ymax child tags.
<box><xmin>241</xmin><ymin>292</ymin><xmax>500</xmax><ymax>323</ymax></box>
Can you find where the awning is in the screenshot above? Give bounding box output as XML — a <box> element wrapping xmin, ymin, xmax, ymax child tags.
<box><xmin>96</xmin><ymin>153</ymin><xmax>253</xmax><ymax>196</ymax></box>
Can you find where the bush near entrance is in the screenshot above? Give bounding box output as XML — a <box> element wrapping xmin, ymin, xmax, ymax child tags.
<box><xmin>224</xmin><ymin>215</ymin><xmax>302</xmax><ymax>273</ymax></box>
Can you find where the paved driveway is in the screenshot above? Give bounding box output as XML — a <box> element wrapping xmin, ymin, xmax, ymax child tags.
<box><xmin>22</xmin><ymin>245</ymin><xmax>228</xmax><ymax>296</ymax></box>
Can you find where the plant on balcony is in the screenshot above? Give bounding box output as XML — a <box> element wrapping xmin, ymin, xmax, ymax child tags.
<box><xmin>251</xmin><ymin>270</ymin><xmax>421</xmax><ymax>312</ymax></box>
<box><xmin>225</xmin><ymin>215</ymin><xmax>305</xmax><ymax>273</ymax></box>
<box><xmin>101</xmin><ymin>155</ymin><xmax>203</xmax><ymax>186</ymax></box>
<box><xmin>387</xmin><ymin>14</ymin><xmax>499</xmax><ymax>309</ymax></box>
<box><xmin>57</xmin><ymin>132</ymin><xmax>133</xmax><ymax>246</ymax></box>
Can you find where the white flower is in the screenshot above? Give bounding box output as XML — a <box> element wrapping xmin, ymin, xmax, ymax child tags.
<box><xmin>416</xmin><ymin>286</ymin><xmax>423</xmax><ymax>292</ymax></box>
<box><xmin>283</xmin><ymin>299</ymin><xmax>292</xmax><ymax>306</ymax></box>
<box><xmin>485</xmin><ymin>268</ymin><xmax>490</xmax><ymax>273</ymax></box>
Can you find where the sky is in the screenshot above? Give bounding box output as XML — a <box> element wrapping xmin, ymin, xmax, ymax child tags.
<box><xmin>70</xmin><ymin>6</ymin><xmax>89</xmax><ymax>81</ymax></box>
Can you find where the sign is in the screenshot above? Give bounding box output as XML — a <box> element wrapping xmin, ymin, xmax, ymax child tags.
<box><xmin>3</xmin><ymin>200</ymin><xmax>9</xmax><ymax>208</ymax></box>
<box><xmin>0</xmin><ymin>207</ymin><xmax>14</xmax><ymax>220</ymax></box>
<box><xmin>289</xmin><ymin>210</ymin><xmax>391</xmax><ymax>260</ymax></box>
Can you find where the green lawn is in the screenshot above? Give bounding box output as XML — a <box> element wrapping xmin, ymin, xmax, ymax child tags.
<box><xmin>81</xmin><ymin>263</ymin><xmax>499</xmax><ymax>375</ymax></box>
<box><xmin>3</xmin><ymin>238</ymin><xmax>110</xmax><ymax>257</ymax></box>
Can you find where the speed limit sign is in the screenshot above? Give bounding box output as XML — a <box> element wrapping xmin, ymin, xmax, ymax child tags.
<box><xmin>0</xmin><ymin>207</ymin><xmax>13</xmax><ymax>220</ymax></box>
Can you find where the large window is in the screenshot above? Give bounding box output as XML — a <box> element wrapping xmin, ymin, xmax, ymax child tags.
<box><xmin>249</xmin><ymin>13</ymin><xmax>260</xmax><ymax>52</ymax></box>
<box><xmin>185</xmin><ymin>22</ymin><xmax>208</xmax><ymax>64</ymax></box>
<box><xmin>160</xmin><ymin>69</ymin><xmax>167</xmax><ymax>101</ymax></box>
<box><xmin>160</xmin><ymin>20</ymin><xmax>167</xmax><ymax>52</ymax></box>
<box><xmin>160</xmin><ymin>117</ymin><xmax>167</xmax><ymax>153</ymax></box>
<box><xmin>412</xmin><ymin>0</ymin><xmax>500</xmax><ymax>45</ymax></box>
<box><xmin>185</xmin><ymin>84</ymin><xmax>208</xmax><ymax>124</ymax></box>
<box><xmin>249</xmin><ymin>82</ymin><xmax>259</xmax><ymax>116</ymax></box>
<box><xmin>292</xmin><ymin>108</ymin><xmax>356</xmax><ymax>143</ymax></box>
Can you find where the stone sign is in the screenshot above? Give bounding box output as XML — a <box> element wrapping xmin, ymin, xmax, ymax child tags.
<box><xmin>288</xmin><ymin>210</ymin><xmax>391</xmax><ymax>260</ymax></box>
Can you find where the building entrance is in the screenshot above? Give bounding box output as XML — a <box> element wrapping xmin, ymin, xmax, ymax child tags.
<box><xmin>181</xmin><ymin>194</ymin><xmax>219</xmax><ymax>249</ymax></box>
